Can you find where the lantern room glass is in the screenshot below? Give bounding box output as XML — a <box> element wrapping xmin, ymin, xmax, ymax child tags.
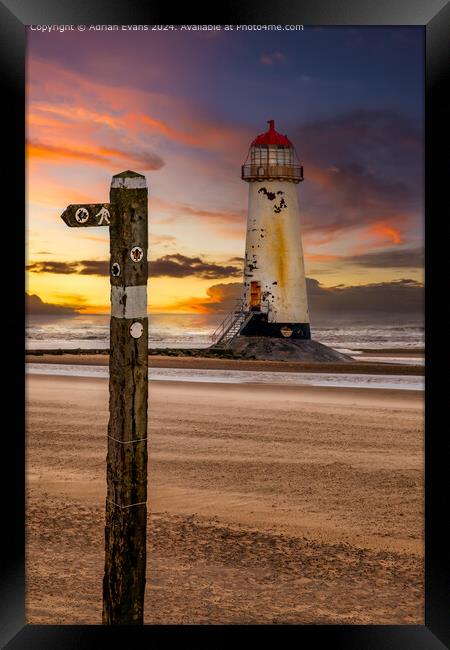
<box><xmin>250</xmin><ymin>145</ymin><xmax>294</xmax><ymax>167</ymax></box>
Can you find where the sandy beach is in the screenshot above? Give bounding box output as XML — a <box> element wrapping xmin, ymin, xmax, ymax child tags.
<box><xmin>25</xmin><ymin>366</ymin><xmax>424</xmax><ymax>625</ymax></box>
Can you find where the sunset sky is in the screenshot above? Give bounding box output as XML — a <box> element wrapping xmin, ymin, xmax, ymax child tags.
<box><xmin>26</xmin><ymin>26</ymin><xmax>424</xmax><ymax>316</ymax></box>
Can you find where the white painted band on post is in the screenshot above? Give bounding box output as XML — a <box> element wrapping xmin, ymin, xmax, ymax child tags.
<box><xmin>110</xmin><ymin>177</ymin><xmax>147</xmax><ymax>189</ymax></box>
<box><xmin>111</xmin><ymin>285</ymin><xmax>147</xmax><ymax>319</ymax></box>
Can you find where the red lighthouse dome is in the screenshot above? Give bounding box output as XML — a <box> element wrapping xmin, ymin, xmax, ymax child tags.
<box><xmin>251</xmin><ymin>119</ymin><xmax>293</xmax><ymax>147</ymax></box>
<box><xmin>242</xmin><ymin>120</ymin><xmax>303</xmax><ymax>183</ymax></box>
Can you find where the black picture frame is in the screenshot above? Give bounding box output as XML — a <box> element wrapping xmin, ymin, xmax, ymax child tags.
<box><xmin>3</xmin><ymin>1</ymin><xmax>449</xmax><ymax>647</ymax></box>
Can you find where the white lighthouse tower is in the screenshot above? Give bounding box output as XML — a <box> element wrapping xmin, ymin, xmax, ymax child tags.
<box><xmin>211</xmin><ymin>119</ymin><xmax>350</xmax><ymax>360</ymax></box>
<box><xmin>239</xmin><ymin>119</ymin><xmax>310</xmax><ymax>340</ymax></box>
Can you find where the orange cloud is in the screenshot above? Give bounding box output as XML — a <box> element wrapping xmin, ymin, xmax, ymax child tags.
<box><xmin>304</xmin><ymin>164</ymin><xmax>332</xmax><ymax>186</ymax></box>
<box><xmin>369</xmin><ymin>222</ymin><xmax>403</xmax><ymax>245</ymax></box>
<box><xmin>27</xmin><ymin>141</ymin><xmax>109</xmax><ymax>164</ymax></box>
<box><xmin>31</xmin><ymin>102</ymin><xmax>122</xmax><ymax>130</ymax></box>
<box><xmin>27</xmin><ymin>112</ymin><xmax>71</xmax><ymax>130</ymax></box>
<box><xmin>26</xmin><ymin>140</ymin><xmax>164</xmax><ymax>170</ymax></box>
<box><xmin>139</xmin><ymin>112</ymin><xmax>248</xmax><ymax>155</ymax></box>
<box><xmin>304</xmin><ymin>252</ymin><xmax>341</xmax><ymax>262</ymax></box>
<box><xmin>151</xmin><ymin>196</ymin><xmax>246</xmax><ymax>225</ymax></box>
<box><xmin>140</xmin><ymin>114</ymin><xmax>198</xmax><ymax>147</ymax></box>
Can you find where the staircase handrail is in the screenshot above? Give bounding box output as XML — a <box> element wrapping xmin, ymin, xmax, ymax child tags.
<box><xmin>224</xmin><ymin>311</ymin><xmax>254</xmax><ymax>347</ymax></box>
<box><xmin>211</xmin><ymin>298</ymin><xmax>244</xmax><ymax>343</ymax></box>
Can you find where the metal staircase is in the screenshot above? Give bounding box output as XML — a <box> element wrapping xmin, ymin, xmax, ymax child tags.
<box><xmin>211</xmin><ymin>300</ymin><xmax>254</xmax><ymax>349</ymax></box>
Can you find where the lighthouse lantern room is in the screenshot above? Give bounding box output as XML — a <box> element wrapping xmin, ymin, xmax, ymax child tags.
<box><xmin>241</xmin><ymin>119</ymin><xmax>304</xmax><ymax>183</ymax></box>
<box><xmin>239</xmin><ymin>119</ymin><xmax>310</xmax><ymax>340</ymax></box>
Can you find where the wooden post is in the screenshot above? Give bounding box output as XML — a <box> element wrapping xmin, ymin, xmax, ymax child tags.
<box><xmin>60</xmin><ymin>170</ymin><xmax>148</xmax><ymax>625</ymax></box>
<box><xmin>103</xmin><ymin>171</ymin><xmax>148</xmax><ymax>624</ymax></box>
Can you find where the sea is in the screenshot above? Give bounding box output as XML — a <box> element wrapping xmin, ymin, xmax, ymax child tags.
<box><xmin>26</xmin><ymin>313</ymin><xmax>424</xmax><ymax>352</ymax></box>
<box><xmin>25</xmin><ymin>314</ymin><xmax>424</xmax><ymax>391</ymax></box>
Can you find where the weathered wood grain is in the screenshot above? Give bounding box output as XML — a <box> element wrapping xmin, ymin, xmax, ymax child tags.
<box><xmin>103</xmin><ymin>316</ymin><xmax>148</xmax><ymax>624</ymax></box>
<box><xmin>102</xmin><ymin>171</ymin><xmax>149</xmax><ymax>625</ymax></box>
<box><xmin>109</xmin><ymin>172</ymin><xmax>148</xmax><ymax>289</ymax></box>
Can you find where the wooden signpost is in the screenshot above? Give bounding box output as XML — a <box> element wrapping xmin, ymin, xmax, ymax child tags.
<box><xmin>61</xmin><ymin>170</ymin><xmax>148</xmax><ymax>624</ymax></box>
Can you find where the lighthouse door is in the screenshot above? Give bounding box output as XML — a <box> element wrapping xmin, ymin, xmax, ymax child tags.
<box><xmin>250</xmin><ymin>281</ymin><xmax>261</xmax><ymax>311</ymax></box>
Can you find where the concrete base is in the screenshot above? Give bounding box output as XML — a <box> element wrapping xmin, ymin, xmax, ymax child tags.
<box><xmin>212</xmin><ymin>336</ymin><xmax>351</xmax><ymax>362</ymax></box>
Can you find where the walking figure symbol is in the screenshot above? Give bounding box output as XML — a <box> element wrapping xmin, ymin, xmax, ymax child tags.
<box><xmin>96</xmin><ymin>206</ymin><xmax>111</xmax><ymax>225</ymax></box>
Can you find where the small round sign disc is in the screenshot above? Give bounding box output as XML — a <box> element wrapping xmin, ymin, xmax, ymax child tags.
<box><xmin>280</xmin><ymin>326</ymin><xmax>293</xmax><ymax>338</ymax></box>
<box><xmin>75</xmin><ymin>207</ymin><xmax>89</xmax><ymax>223</ymax></box>
<box><xmin>130</xmin><ymin>322</ymin><xmax>144</xmax><ymax>339</ymax></box>
<box><xmin>130</xmin><ymin>246</ymin><xmax>144</xmax><ymax>263</ymax></box>
<box><xmin>111</xmin><ymin>262</ymin><xmax>121</xmax><ymax>277</ymax></box>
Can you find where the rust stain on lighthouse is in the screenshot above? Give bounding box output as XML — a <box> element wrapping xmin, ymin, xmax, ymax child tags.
<box><xmin>274</xmin><ymin>217</ymin><xmax>287</xmax><ymax>290</ymax></box>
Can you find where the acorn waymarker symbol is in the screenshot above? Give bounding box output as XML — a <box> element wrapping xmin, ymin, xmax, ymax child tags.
<box><xmin>111</xmin><ymin>262</ymin><xmax>121</xmax><ymax>277</ymax></box>
<box><xmin>75</xmin><ymin>207</ymin><xmax>89</xmax><ymax>223</ymax></box>
<box><xmin>130</xmin><ymin>246</ymin><xmax>144</xmax><ymax>263</ymax></box>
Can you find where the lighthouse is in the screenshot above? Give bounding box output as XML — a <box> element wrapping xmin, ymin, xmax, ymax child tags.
<box><xmin>210</xmin><ymin>120</ymin><xmax>349</xmax><ymax>361</ymax></box>
<box><xmin>240</xmin><ymin>119</ymin><xmax>310</xmax><ymax>340</ymax></box>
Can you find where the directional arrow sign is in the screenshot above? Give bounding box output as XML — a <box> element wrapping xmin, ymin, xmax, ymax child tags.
<box><xmin>61</xmin><ymin>203</ymin><xmax>115</xmax><ymax>227</ymax></box>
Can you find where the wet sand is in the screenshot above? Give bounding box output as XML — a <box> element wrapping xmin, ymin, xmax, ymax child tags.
<box><xmin>25</xmin><ymin>352</ymin><xmax>424</xmax><ymax>375</ymax></box>
<box><xmin>26</xmin><ymin>373</ymin><xmax>424</xmax><ymax>624</ymax></box>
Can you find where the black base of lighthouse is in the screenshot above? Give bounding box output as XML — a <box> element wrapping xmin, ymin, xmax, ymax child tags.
<box><xmin>240</xmin><ymin>313</ymin><xmax>310</xmax><ymax>339</ymax></box>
